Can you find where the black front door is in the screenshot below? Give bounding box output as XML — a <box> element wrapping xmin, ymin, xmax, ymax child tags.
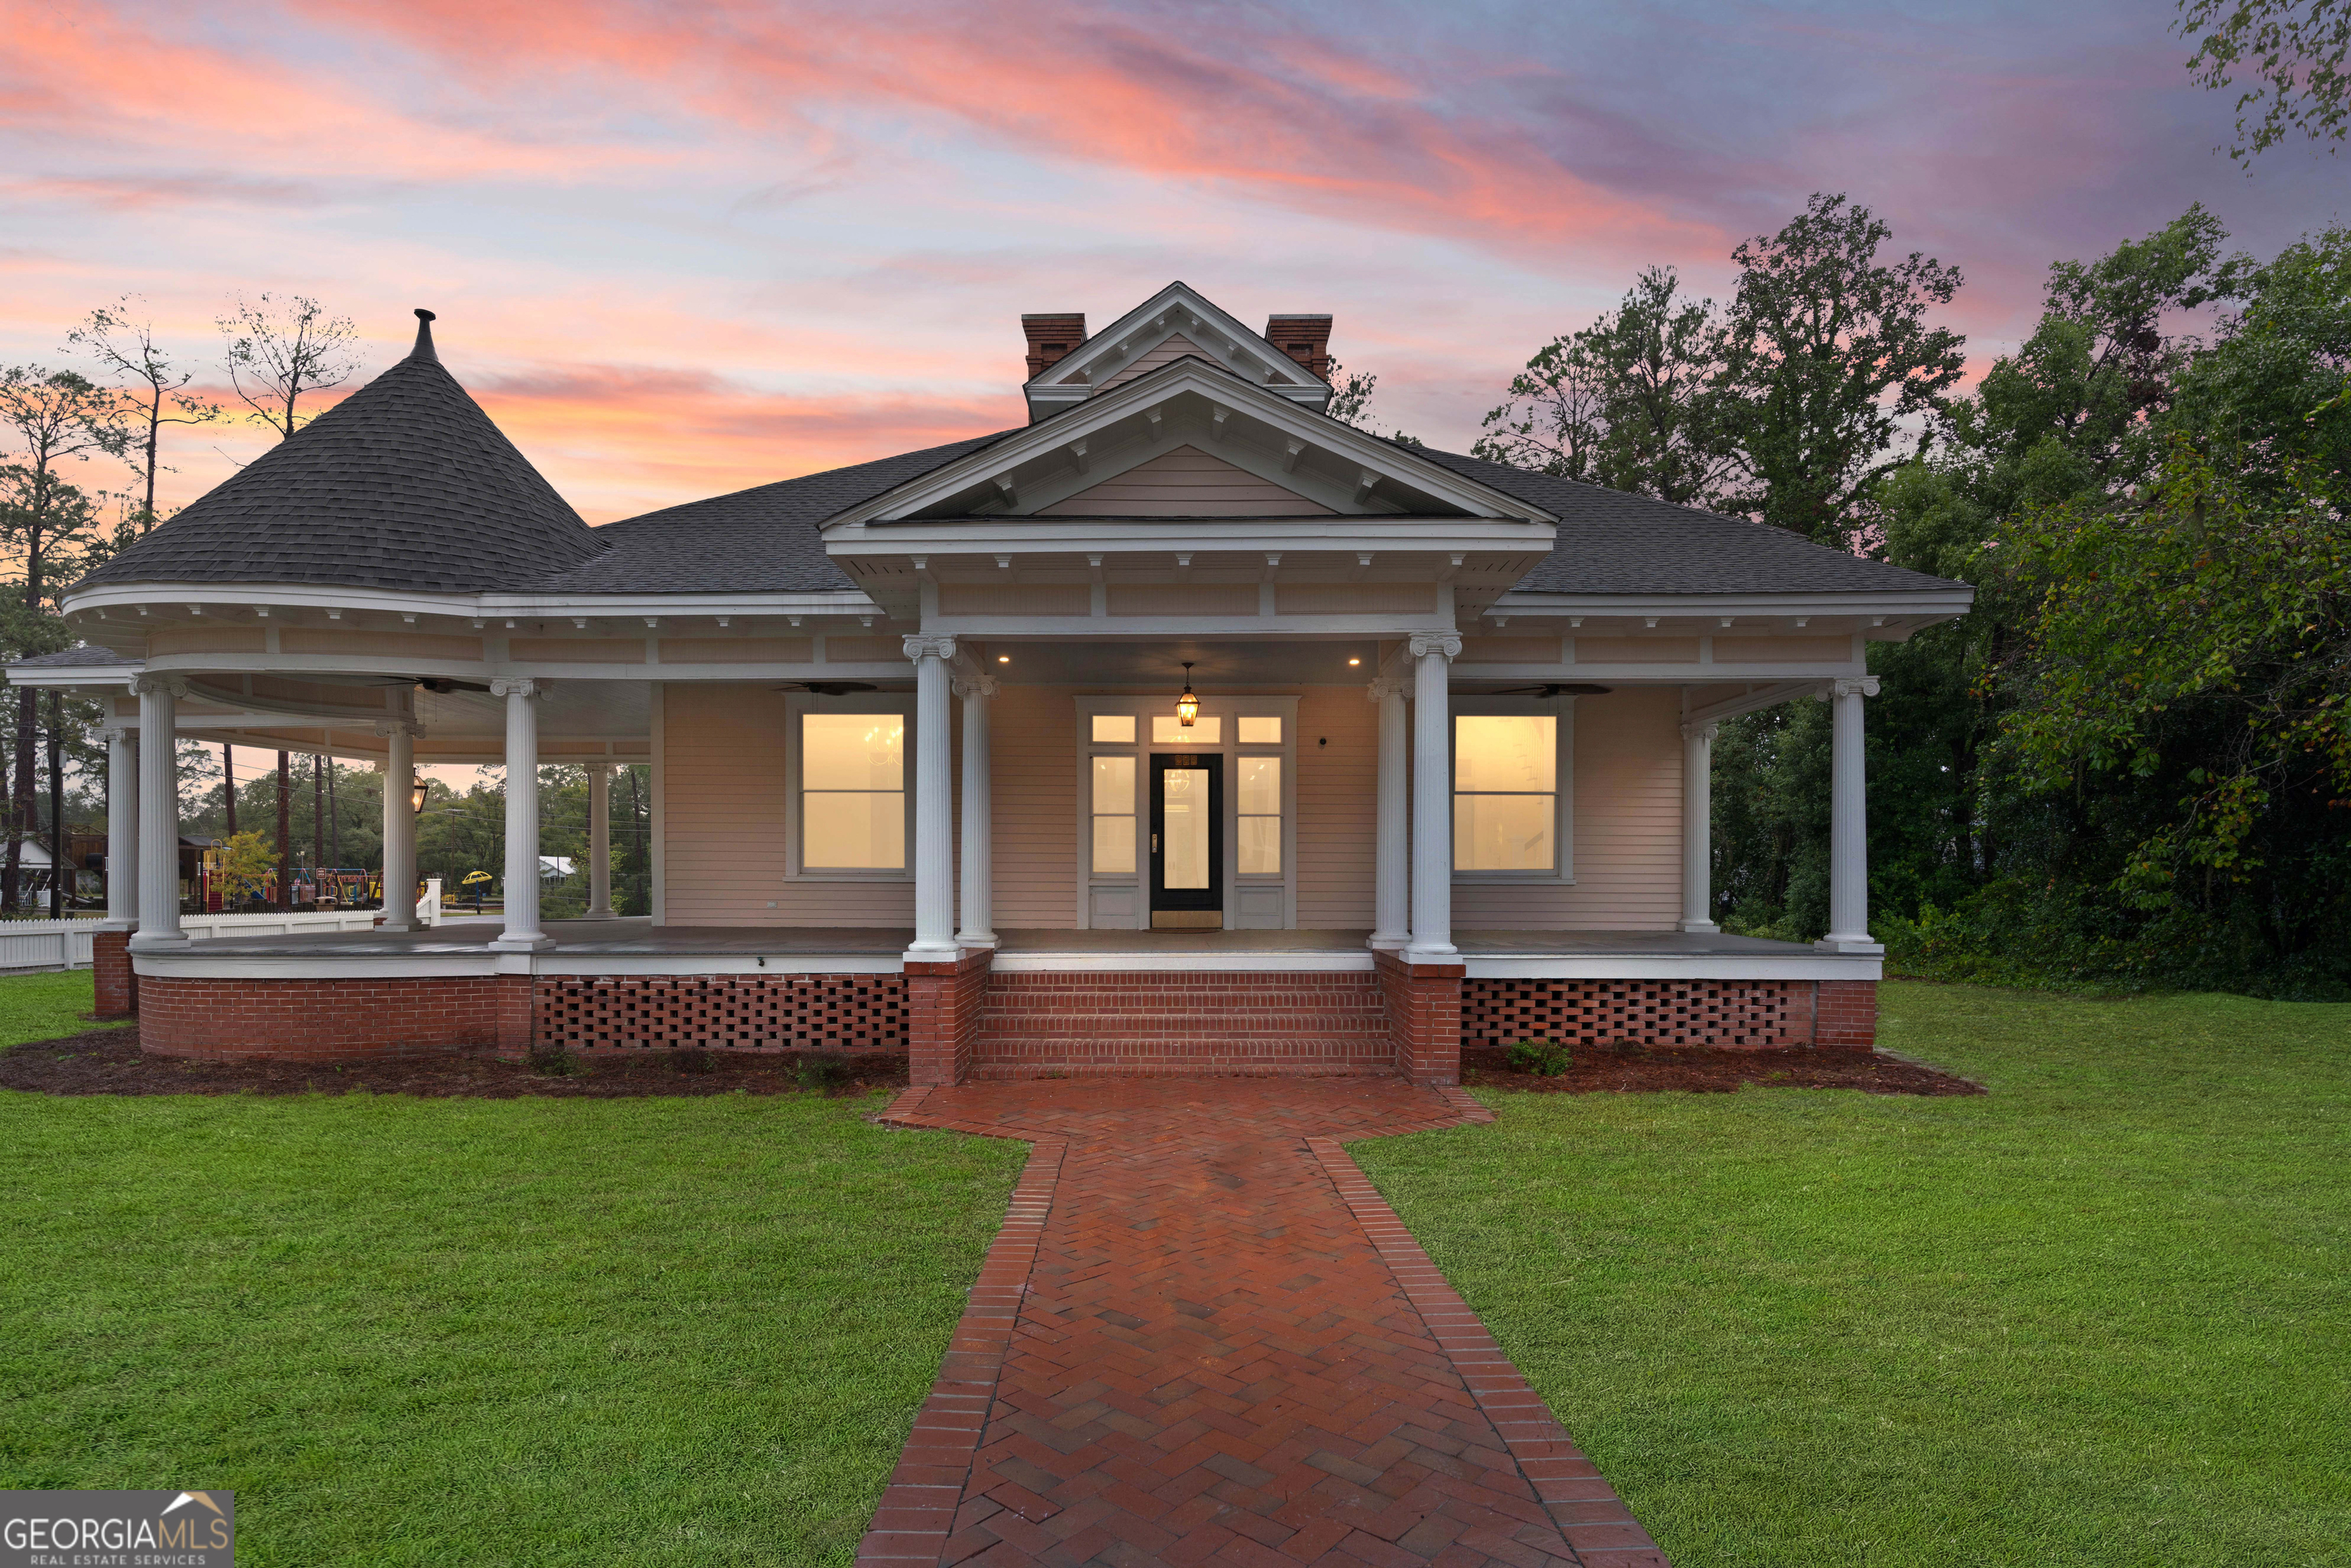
<box><xmin>1149</xmin><ymin>753</ymin><xmax>1222</xmax><ymax>929</ymax></box>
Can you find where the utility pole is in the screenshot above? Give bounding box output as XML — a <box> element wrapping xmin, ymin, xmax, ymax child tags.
<box><xmin>276</xmin><ymin>749</ymin><xmax>291</xmax><ymax>911</ymax></box>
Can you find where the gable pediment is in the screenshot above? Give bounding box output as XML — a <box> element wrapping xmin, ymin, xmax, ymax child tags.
<box><xmin>1036</xmin><ymin>445</ymin><xmax>1335</xmax><ymax>517</ymax></box>
<box><xmin>1025</xmin><ymin>283</ymin><xmax>1329</xmax><ymax>421</ymax></box>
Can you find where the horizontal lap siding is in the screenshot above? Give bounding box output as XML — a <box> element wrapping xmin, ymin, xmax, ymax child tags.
<box><xmin>1296</xmin><ymin>686</ymin><xmax>1375</xmax><ymax>926</ymax></box>
<box><xmin>1454</xmin><ymin>685</ymin><xmax>1681</xmax><ymax>931</ymax></box>
<box><xmin>662</xmin><ymin>682</ymin><xmax>915</xmax><ymax>927</ymax></box>
<box><xmin>990</xmin><ymin>684</ymin><xmax>1078</xmax><ymax>928</ymax></box>
<box><xmin>1037</xmin><ymin>446</ymin><xmax>1333</xmax><ymax>517</ymax></box>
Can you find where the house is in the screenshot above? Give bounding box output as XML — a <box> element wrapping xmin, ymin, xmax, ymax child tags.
<box><xmin>9</xmin><ymin>283</ymin><xmax>1971</xmax><ymax>1082</ymax></box>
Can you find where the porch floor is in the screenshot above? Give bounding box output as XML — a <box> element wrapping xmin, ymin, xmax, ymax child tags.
<box><xmin>168</xmin><ymin>916</ymin><xmax>1824</xmax><ymax>960</ymax></box>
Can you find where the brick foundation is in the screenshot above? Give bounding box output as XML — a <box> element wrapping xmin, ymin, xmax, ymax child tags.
<box><xmin>906</xmin><ymin>948</ymin><xmax>993</xmax><ymax>1087</ymax></box>
<box><xmin>92</xmin><ymin>929</ymin><xmax>135</xmax><ymax>1019</ymax></box>
<box><xmin>536</xmin><ymin>974</ymin><xmax>905</xmax><ymax>1051</ymax></box>
<box><xmin>972</xmin><ymin>970</ymin><xmax>1393</xmax><ymax>1079</ymax></box>
<box><xmin>1375</xmin><ymin>950</ymin><xmax>1466</xmax><ymax>1086</ymax></box>
<box><xmin>1462</xmin><ymin>976</ymin><xmax>1877</xmax><ymax>1052</ymax></box>
<box><xmin>137</xmin><ymin>973</ymin><xmax>535</xmax><ymax>1062</ymax></box>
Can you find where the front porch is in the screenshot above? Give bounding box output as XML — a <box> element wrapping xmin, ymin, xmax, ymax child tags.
<box><xmin>115</xmin><ymin>920</ymin><xmax>1880</xmax><ymax>1078</ymax></box>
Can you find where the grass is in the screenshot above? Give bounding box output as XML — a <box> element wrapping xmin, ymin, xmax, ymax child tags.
<box><xmin>1353</xmin><ymin>980</ymin><xmax>2351</xmax><ymax>1566</ymax></box>
<box><xmin>0</xmin><ymin>967</ymin><xmax>126</xmax><ymax>1046</ymax></box>
<box><xmin>0</xmin><ymin>976</ymin><xmax>1026</xmax><ymax>1566</ymax></box>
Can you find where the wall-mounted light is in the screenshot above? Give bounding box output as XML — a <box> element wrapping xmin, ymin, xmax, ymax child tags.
<box><xmin>1175</xmin><ymin>662</ymin><xmax>1199</xmax><ymax>729</ymax></box>
<box><xmin>411</xmin><ymin>782</ymin><xmax>429</xmax><ymax>815</ymax></box>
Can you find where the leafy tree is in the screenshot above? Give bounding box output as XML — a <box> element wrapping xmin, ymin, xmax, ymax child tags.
<box><xmin>2168</xmin><ymin>221</ymin><xmax>2351</xmax><ymax>477</ymax></box>
<box><xmin>2177</xmin><ymin>0</ymin><xmax>2350</xmax><ymax>163</ymax></box>
<box><xmin>217</xmin><ymin>293</ymin><xmax>360</xmax><ymax>441</ymax></box>
<box><xmin>1474</xmin><ymin>266</ymin><xmax>1736</xmax><ymax>505</ymax></box>
<box><xmin>1717</xmin><ymin>194</ymin><xmax>1967</xmax><ymax>546</ymax></box>
<box><xmin>1322</xmin><ymin>360</ymin><xmax>1418</xmax><ymax>445</ymax></box>
<box><xmin>67</xmin><ymin>298</ymin><xmax>221</xmax><ymax>530</ymax></box>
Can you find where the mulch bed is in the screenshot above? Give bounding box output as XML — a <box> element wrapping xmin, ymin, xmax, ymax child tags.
<box><xmin>0</xmin><ymin>1026</ymin><xmax>908</xmax><ymax>1099</ymax></box>
<box><xmin>1460</xmin><ymin>1042</ymin><xmax>1984</xmax><ymax>1096</ymax></box>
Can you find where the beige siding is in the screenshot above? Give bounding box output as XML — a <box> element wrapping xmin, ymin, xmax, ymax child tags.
<box><xmin>1039</xmin><ymin>445</ymin><xmax>1334</xmax><ymax>517</ymax></box>
<box><xmin>1295</xmin><ymin>686</ymin><xmax>1376</xmax><ymax>925</ymax></box>
<box><xmin>1454</xmin><ymin>686</ymin><xmax>1683</xmax><ymax>930</ymax></box>
<box><xmin>1097</xmin><ymin>333</ymin><xmax>1213</xmax><ymax>387</ymax></box>
<box><xmin>989</xmin><ymin>684</ymin><xmax>1080</xmax><ymax>928</ymax></box>
<box><xmin>660</xmin><ymin>683</ymin><xmax>915</xmax><ymax>927</ymax></box>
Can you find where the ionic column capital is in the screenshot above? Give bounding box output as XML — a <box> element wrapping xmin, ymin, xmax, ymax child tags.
<box><xmin>373</xmin><ymin>718</ymin><xmax>426</xmax><ymax>738</ymax></box>
<box><xmin>954</xmin><ymin>672</ymin><xmax>999</xmax><ymax>699</ymax></box>
<box><xmin>1365</xmin><ymin>676</ymin><xmax>1411</xmax><ymax>702</ymax></box>
<box><xmin>96</xmin><ymin>724</ymin><xmax>135</xmax><ymax>745</ymax></box>
<box><xmin>1680</xmin><ymin>720</ymin><xmax>1720</xmax><ymax>742</ymax></box>
<box><xmin>1407</xmin><ymin>632</ymin><xmax>1463</xmax><ymax>661</ymax></box>
<box><xmin>1819</xmin><ymin>676</ymin><xmax>1880</xmax><ymax>700</ymax></box>
<box><xmin>488</xmin><ymin>677</ymin><xmax>546</xmax><ymax>699</ymax></box>
<box><xmin>903</xmin><ymin>634</ymin><xmax>957</xmax><ymax>663</ymax></box>
<box><xmin>130</xmin><ymin>673</ymin><xmax>187</xmax><ymax>698</ymax></box>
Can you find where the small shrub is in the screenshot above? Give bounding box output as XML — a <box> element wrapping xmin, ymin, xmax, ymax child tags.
<box><xmin>1507</xmin><ymin>1038</ymin><xmax>1573</xmax><ymax>1077</ymax></box>
<box><xmin>794</xmin><ymin>1053</ymin><xmax>847</xmax><ymax>1092</ymax></box>
<box><xmin>526</xmin><ymin>1045</ymin><xmax>576</xmax><ymax>1077</ymax></box>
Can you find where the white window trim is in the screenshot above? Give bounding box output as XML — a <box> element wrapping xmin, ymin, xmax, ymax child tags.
<box><xmin>1071</xmin><ymin>695</ymin><xmax>1300</xmax><ymax>928</ymax></box>
<box><xmin>1449</xmin><ymin>696</ymin><xmax>1575</xmax><ymax>885</ymax></box>
<box><xmin>783</xmin><ymin>692</ymin><xmax>918</xmax><ymax>882</ymax></box>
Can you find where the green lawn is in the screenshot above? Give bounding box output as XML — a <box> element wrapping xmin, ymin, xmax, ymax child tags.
<box><xmin>0</xmin><ymin>976</ymin><xmax>1025</xmax><ymax>1566</ymax></box>
<box><xmin>1355</xmin><ymin>981</ymin><xmax>2351</xmax><ymax>1567</ymax></box>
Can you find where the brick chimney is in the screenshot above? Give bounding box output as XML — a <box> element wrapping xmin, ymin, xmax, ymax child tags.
<box><xmin>1264</xmin><ymin>315</ymin><xmax>1332</xmax><ymax>381</ymax></box>
<box><xmin>1022</xmin><ymin>314</ymin><xmax>1087</xmax><ymax>380</ymax></box>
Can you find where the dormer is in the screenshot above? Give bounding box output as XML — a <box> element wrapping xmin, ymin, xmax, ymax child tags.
<box><xmin>1021</xmin><ymin>282</ymin><xmax>1333</xmax><ymax>422</ymax></box>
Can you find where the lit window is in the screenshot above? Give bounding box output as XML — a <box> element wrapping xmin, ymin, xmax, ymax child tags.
<box><xmin>1238</xmin><ymin>756</ymin><xmax>1281</xmax><ymax>874</ymax></box>
<box><xmin>1237</xmin><ymin>716</ymin><xmax>1281</xmax><ymax>744</ymax></box>
<box><xmin>1091</xmin><ymin>755</ymin><xmax>1136</xmax><ymax>874</ymax></box>
<box><xmin>1091</xmin><ymin>714</ymin><xmax>1136</xmax><ymax>744</ymax></box>
<box><xmin>801</xmin><ymin>712</ymin><xmax>905</xmax><ymax>869</ymax></box>
<box><xmin>1453</xmin><ymin>716</ymin><xmax>1556</xmax><ymax>872</ymax></box>
<box><xmin>1150</xmin><ymin>716</ymin><xmax>1222</xmax><ymax>743</ymax></box>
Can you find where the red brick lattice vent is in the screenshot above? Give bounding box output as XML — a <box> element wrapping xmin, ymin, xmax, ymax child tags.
<box><xmin>1466</xmin><ymin>977</ymin><xmax>1803</xmax><ymax>1051</ymax></box>
<box><xmin>535</xmin><ymin>974</ymin><xmax>906</xmax><ymax>1051</ymax></box>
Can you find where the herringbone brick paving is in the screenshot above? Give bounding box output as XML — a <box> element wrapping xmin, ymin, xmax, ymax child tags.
<box><xmin>864</xmin><ymin>1079</ymin><xmax>1668</xmax><ymax>1568</ymax></box>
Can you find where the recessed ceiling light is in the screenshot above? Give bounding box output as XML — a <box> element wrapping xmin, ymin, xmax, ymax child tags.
<box><xmin>996</xmin><ymin>654</ymin><xmax>1009</xmax><ymax>663</ymax></box>
<box><xmin>1347</xmin><ymin>657</ymin><xmax>1361</xmax><ymax>666</ymax></box>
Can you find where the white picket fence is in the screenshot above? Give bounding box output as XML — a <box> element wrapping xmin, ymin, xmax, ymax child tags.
<box><xmin>0</xmin><ymin>908</ymin><xmax>386</xmax><ymax>973</ymax></box>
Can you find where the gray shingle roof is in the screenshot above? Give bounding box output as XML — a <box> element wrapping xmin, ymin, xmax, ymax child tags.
<box><xmin>522</xmin><ymin>432</ymin><xmax>1016</xmax><ymax>594</ymax></box>
<box><xmin>1406</xmin><ymin>445</ymin><xmax>1968</xmax><ymax>595</ymax></box>
<box><xmin>11</xmin><ymin>645</ymin><xmax>132</xmax><ymax>667</ymax></box>
<box><xmin>76</xmin><ymin>318</ymin><xmax>603</xmax><ymax>595</ymax></box>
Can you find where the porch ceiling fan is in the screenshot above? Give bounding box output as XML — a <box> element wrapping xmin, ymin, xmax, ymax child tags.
<box><xmin>771</xmin><ymin>680</ymin><xmax>879</xmax><ymax>696</ymax></box>
<box><xmin>1485</xmin><ymin>682</ymin><xmax>1612</xmax><ymax>697</ymax></box>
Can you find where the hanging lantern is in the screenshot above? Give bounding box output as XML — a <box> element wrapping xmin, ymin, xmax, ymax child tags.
<box><xmin>411</xmin><ymin>781</ymin><xmax>430</xmax><ymax>816</ymax></box>
<box><xmin>1175</xmin><ymin>662</ymin><xmax>1200</xmax><ymax>729</ymax></box>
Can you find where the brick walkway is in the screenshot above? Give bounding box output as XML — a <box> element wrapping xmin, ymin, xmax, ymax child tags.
<box><xmin>862</xmin><ymin>1079</ymin><xmax>1668</xmax><ymax>1568</ymax></box>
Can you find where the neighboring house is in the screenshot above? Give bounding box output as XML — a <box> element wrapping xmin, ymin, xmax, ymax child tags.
<box><xmin>10</xmin><ymin>282</ymin><xmax>1971</xmax><ymax>1082</ymax></box>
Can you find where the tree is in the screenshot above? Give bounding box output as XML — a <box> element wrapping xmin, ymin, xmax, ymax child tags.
<box><xmin>67</xmin><ymin>298</ymin><xmax>221</xmax><ymax>530</ymax></box>
<box><xmin>1473</xmin><ymin>266</ymin><xmax>1736</xmax><ymax>505</ymax></box>
<box><xmin>217</xmin><ymin>293</ymin><xmax>360</xmax><ymax>441</ymax></box>
<box><xmin>1717</xmin><ymin>194</ymin><xmax>1967</xmax><ymax>546</ymax></box>
<box><xmin>0</xmin><ymin>367</ymin><xmax>124</xmax><ymax>908</ymax></box>
<box><xmin>2178</xmin><ymin>0</ymin><xmax>2350</xmax><ymax>163</ymax></box>
<box><xmin>1322</xmin><ymin>360</ymin><xmax>1419</xmax><ymax>445</ymax></box>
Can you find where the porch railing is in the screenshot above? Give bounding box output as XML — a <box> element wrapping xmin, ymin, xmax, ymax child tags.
<box><xmin>0</xmin><ymin>908</ymin><xmax>387</xmax><ymax>973</ymax></box>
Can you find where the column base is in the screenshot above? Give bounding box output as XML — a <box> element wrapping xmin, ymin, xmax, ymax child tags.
<box><xmin>580</xmin><ymin>908</ymin><xmax>621</xmax><ymax>921</ymax></box>
<box><xmin>490</xmin><ymin>933</ymin><xmax>557</xmax><ymax>952</ymax></box>
<box><xmin>902</xmin><ymin>942</ymin><xmax>961</xmax><ymax>963</ymax></box>
<box><xmin>1815</xmin><ymin>935</ymin><xmax>1885</xmax><ymax>955</ymax></box>
<box><xmin>953</xmin><ymin>931</ymin><xmax>999</xmax><ymax>948</ymax></box>
<box><xmin>1367</xmin><ymin>931</ymin><xmax>1410</xmax><ymax>951</ymax></box>
<box><xmin>1679</xmin><ymin>919</ymin><xmax>1720</xmax><ymax>934</ymax></box>
<box><xmin>127</xmin><ymin>931</ymin><xmax>191</xmax><ymax>952</ymax></box>
<box><xmin>1402</xmin><ymin>944</ymin><xmax>1459</xmax><ymax>963</ymax></box>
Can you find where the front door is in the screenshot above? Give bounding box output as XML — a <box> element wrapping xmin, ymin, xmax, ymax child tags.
<box><xmin>1149</xmin><ymin>753</ymin><xmax>1222</xmax><ymax>928</ymax></box>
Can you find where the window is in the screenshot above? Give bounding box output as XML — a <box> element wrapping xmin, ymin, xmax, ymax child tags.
<box><xmin>799</xmin><ymin>711</ymin><xmax>907</xmax><ymax>872</ymax></box>
<box><xmin>1150</xmin><ymin>716</ymin><xmax>1221</xmax><ymax>743</ymax></box>
<box><xmin>1091</xmin><ymin>755</ymin><xmax>1136</xmax><ymax>873</ymax></box>
<box><xmin>1237</xmin><ymin>756</ymin><xmax>1281</xmax><ymax>874</ymax></box>
<box><xmin>1091</xmin><ymin>714</ymin><xmax>1136</xmax><ymax>744</ymax></box>
<box><xmin>1237</xmin><ymin>716</ymin><xmax>1282</xmax><ymax>744</ymax></box>
<box><xmin>1453</xmin><ymin>714</ymin><xmax>1557</xmax><ymax>873</ymax></box>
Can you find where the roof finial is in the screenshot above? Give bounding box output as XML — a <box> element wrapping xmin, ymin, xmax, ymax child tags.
<box><xmin>409</xmin><ymin>308</ymin><xmax>439</xmax><ymax>363</ymax></box>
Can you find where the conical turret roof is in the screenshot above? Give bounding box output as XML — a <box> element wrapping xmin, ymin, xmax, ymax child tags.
<box><xmin>77</xmin><ymin>311</ymin><xmax>603</xmax><ymax>595</ymax></box>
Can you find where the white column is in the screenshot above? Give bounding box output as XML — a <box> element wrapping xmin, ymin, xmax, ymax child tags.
<box><xmin>904</xmin><ymin>636</ymin><xmax>958</xmax><ymax>959</ymax></box>
<box><xmin>1679</xmin><ymin>719</ymin><xmax>1719</xmax><ymax>934</ymax></box>
<box><xmin>956</xmin><ymin>673</ymin><xmax>996</xmax><ymax>947</ymax></box>
<box><xmin>376</xmin><ymin>720</ymin><xmax>419</xmax><ymax>932</ymax></box>
<box><xmin>1818</xmin><ymin>676</ymin><xmax>1883</xmax><ymax>954</ymax></box>
<box><xmin>100</xmin><ymin>725</ymin><xmax>138</xmax><ymax>931</ymax></box>
<box><xmin>1405</xmin><ymin>632</ymin><xmax>1460</xmax><ymax>961</ymax></box>
<box><xmin>490</xmin><ymin>678</ymin><xmax>553</xmax><ymax>950</ymax></box>
<box><xmin>585</xmin><ymin>764</ymin><xmax>615</xmax><ymax>918</ymax></box>
<box><xmin>128</xmin><ymin>676</ymin><xmax>187</xmax><ymax>950</ymax></box>
<box><xmin>1369</xmin><ymin>677</ymin><xmax>1410</xmax><ymax>949</ymax></box>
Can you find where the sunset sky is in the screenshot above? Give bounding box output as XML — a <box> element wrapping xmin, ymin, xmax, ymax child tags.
<box><xmin>5</xmin><ymin>0</ymin><xmax>2344</xmax><ymax>527</ymax></box>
